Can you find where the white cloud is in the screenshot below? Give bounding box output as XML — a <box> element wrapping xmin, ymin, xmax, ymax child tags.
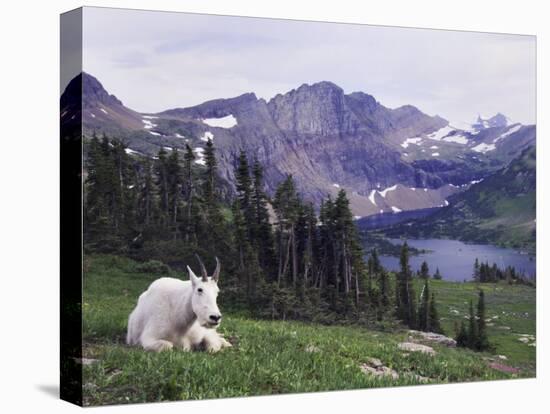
<box><xmin>80</xmin><ymin>7</ymin><xmax>535</xmax><ymax>125</ymax></box>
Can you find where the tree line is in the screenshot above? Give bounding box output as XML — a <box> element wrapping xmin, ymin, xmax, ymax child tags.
<box><xmin>84</xmin><ymin>134</ymin><xmax>447</xmax><ymax>330</ymax></box>
<box><xmin>473</xmin><ymin>258</ymin><xmax>534</xmax><ymax>286</ymax></box>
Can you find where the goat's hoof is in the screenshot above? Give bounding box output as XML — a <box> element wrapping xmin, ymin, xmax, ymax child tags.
<box><xmin>152</xmin><ymin>340</ymin><xmax>173</xmax><ymax>352</ymax></box>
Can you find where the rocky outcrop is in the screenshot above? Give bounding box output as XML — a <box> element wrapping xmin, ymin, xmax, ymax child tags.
<box><xmin>398</xmin><ymin>342</ymin><xmax>436</xmax><ymax>355</ymax></box>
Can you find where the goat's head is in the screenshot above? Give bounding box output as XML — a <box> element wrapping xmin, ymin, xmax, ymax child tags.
<box><xmin>187</xmin><ymin>255</ymin><xmax>222</xmax><ymax>329</ymax></box>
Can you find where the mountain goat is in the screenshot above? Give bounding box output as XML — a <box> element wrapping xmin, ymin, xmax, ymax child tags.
<box><xmin>127</xmin><ymin>256</ymin><xmax>231</xmax><ymax>352</ymax></box>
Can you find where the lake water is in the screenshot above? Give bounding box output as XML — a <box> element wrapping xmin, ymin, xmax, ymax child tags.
<box><xmin>356</xmin><ymin>207</ymin><xmax>440</xmax><ymax>230</ymax></box>
<box><xmin>377</xmin><ymin>238</ymin><xmax>536</xmax><ymax>282</ymax></box>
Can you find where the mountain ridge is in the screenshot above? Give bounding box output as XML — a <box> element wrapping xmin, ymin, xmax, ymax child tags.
<box><xmin>61</xmin><ymin>72</ymin><xmax>536</xmax><ymax>217</ymax></box>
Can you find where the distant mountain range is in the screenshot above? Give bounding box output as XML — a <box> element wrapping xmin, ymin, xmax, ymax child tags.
<box><xmin>61</xmin><ymin>72</ymin><xmax>536</xmax><ymax>217</ymax></box>
<box><xmin>382</xmin><ymin>145</ymin><xmax>536</xmax><ymax>252</ymax></box>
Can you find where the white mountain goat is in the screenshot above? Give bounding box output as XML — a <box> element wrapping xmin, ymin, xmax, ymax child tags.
<box><xmin>127</xmin><ymin>256</ymin><xmax>231</xmax><ymax>352</ymax></box>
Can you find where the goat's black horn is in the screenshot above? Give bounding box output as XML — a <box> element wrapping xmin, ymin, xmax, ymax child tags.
<box><xmin>195</xmin><ymin>254</ymin><xmax>208</xmax><ymax>281</ymax></box>
<box><xmin>213</xmin><ymin>257</ymin><xmax>221</xmax><ymax>282</ymax></box>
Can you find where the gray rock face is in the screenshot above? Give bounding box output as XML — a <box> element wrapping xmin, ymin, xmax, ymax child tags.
<box><xmin>66</xmin><ymin>73</ymin><xmax>536</xmax><ymax>216</ymax></box>
<box><xmin>165</xmin><ymin>81</ymin><xmax>450</xmax><ymax>210</ymax></box>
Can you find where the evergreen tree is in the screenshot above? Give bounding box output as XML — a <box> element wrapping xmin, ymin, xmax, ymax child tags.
<box><xmin>396</xmin><ymin>242</ymin><xmax>417</xmax><ymax>328</ymax></box>
<box><xmin>476</xmin><ymin>289</ymin><xmax>490</xmax><ymax>351</ymax></box>
<box><xmin>433</xmin><ymin>267</ymin><xmax>442</xmax><ymax>280</ymax></box>
<box><xmin>417</xmin><ymin>279</ymin><xmax>430</xmax><ymax>331</ymax></box>
<box><xmin>273</xmin><ymin>175</ymin><xmax>300</xmax><ymax>287</ymax></box>
<box><xmin>456</xmin><ymin>321</ymin><xmax>469</xmax><ymax>347</ymax></box>
<box><xmin>235</xmin><ymin>150</ymin><xmax>254</xmax><ymax>238</ymax></box>
<box><xmin>467</xmin><ymin>300</ymin><xmax>478</xmax><ymax>349</ymax></box>
<box><xmin>202</xmin><ymin>139</ymin><xmax>217</xmax><ymax>205</ymax></box>
<box><xmin>428</xmin><ymin>293</ymin><xmax>443</xmax><ymax>334</ymax></box>
<box><xmin>420</xmin><ymin>261</ymin><xmax>430</xmax><ymax>279</ymax></box>
<box><xmin>378</xmin><ymin>269</ymin><xmax>390</xmax><ymax>309</ymax></box>
<box><xmin>251</xmin><ymin>159</ymin><xmax>275</xmax><ymax>273</ymax></box>
<box><xmin>154</xmin><ymin>147</ymin><xmax>170</xmax><ymax>227</ymax></box>
<box><xmin>182</xmin><ymin>144</ymin><xmax>195</xmax><ymax>242</ymax></box>
<box><xmin>473</xmin><ymin>258</ymin><xmax>480</xmax><ymax>282</ymax></box>
<box><xmin>166</xmin><ymin>148</ymin><xmax>182</xmax><ymax>238</ymax></box>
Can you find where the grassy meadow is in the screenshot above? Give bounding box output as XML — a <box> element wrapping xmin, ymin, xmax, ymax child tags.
<box><xmin>82</xmin><ymin>255</ymin><xmax>535</xmax><ymax>406</ymax></box>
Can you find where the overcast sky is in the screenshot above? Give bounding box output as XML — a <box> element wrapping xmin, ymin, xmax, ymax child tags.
<box><xmin>76</xmin><ymin>7</ymin><xmax>536</xmax><ymax>125</ymax></box>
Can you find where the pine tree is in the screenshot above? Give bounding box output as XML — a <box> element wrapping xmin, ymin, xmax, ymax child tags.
<box><xmin>251</xmin><ymin>159</ymin><xmax>275</xmax><ymax>273</ymax></box>
<box><xmin>467</xmin><ymin>300</ymin><xmax>478</xmax><ymax>349</ymax></box>
<box><xmin>473</xmin><ymin>258</ymin><xmax>480</xmax><ymax>282</ymax></box>
<box><xmin>456</xmin><ymin>321</ymin><xmax>469</xmax><ymax>347</ymax></box>
<box><xmin>433</xmin><ymin>267</ymin><xmax>442</xmax><ymax>280</ymax></box>
<box><xmin>273</xmin><ymin>175</ymin><xmax>300</xmax><ymax>287</ymax></box>
<box><xmin>476</xmin><ymin>289</ymin><xmax>490</xmax><ymax>351</ymax></box>
<box><xmin>235</xmin><ymin>150</ymin><xmax>254</xmax><ymax>238</ymax></box>
<box><xmin>420</xmin><ymin>261</ymin><xmax>430</xmax><ymax>279</ymax></box>
<box><xmin>166</xmin><ymin>148</ymin><xmax>182</xmax><ymax>238</ymax></box>
<box><xmin>397</xmin><ymin>242</ymin><xmax>417</xmax><ymax>328</ymax></box>
<box><xmin>378</xmin><ymin>269</ymin><xmax>390</xmax><ymax>309</ymax></box>
<box><xmin>418</xmin><ymin>279</ymin><xmax>430</xmax><ymax>331</ymax></box>
<box><xmin>428</xmin><ymin>293</ymin><xmax>443</xmax><ymax>334</ymax></box>
<box><xmin>155</xmin><ymin>147</ymin><xmax>170</xmax><ymax>227</ymax></box>
<box><xmin>182</xmin><ymin>144</ymin><xmax>195</xmax><ymax>242</ymax></box>
<box><xmin>202</xmin><ymin>139</ymin><xmax>216</xmax><ymax>205</ymax></box>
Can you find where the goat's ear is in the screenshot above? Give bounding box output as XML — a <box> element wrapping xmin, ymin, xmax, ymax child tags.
<box><xmin>187</xmin><ymin>266</ymin><xmax>200</xmax><ymax>286</ymax></box>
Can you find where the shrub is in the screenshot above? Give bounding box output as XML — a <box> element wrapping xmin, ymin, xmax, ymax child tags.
<box><xmin>134</xmin><ymin>260</ymin><xmax>172</xmax><ymax>275</ymax></box>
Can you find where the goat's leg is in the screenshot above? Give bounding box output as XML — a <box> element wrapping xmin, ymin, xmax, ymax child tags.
<box><xmin>140</xmin><ymin>328</ymin><xmax>173</xmax><ymax>352</ymax></box>
<box><xmin>177</xmin><ymin>335</ymin><xmax>193</xmax><ymax>351</ymax></box>
<box><xmin>202</xmin><ymin>330</ymin><xmax>230</xmax><ymax>353</ymax></box>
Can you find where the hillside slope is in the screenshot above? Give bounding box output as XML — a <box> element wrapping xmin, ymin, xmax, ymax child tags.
<box><xmin>81</xmin><ymin>255</ymin><xmax>534</xmax><ymax>405</ymax></box>
<box><xmin>384</xmin><ymin>146</ymin><xmax>536</xmax><ymax>251</ymax></box>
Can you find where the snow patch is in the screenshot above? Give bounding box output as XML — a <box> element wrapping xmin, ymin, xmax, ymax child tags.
<box><xmin>142</xmin><ymin>115</ymin><xmax>159</xmax><ymax>119</ymax></box>
<box><xmin>430</xmin><ymin>145</ymin><xmax>439</xmax><ymax>149</ymax></box>
<box><xmin>401</xmin><ymin>137</ymin><xmax>422</xmax><ymax>148</ymax></box>
<box><xmin>427</xmin><ymin>125</ymin><xmax>454</xmax><ymax>141</ymax></box>
<box><xmin>368</xmin><ymin>190</ymin><xmax>377</xmax><ymax>206</ymax></box>
<box><xmin>90</xmin><ymin>112</ymin><xmax>96</xmax><ymax>118</ymax></box>
<box><xmin>431</xmin><ymin>152</ymin><xmax>440</xmax><ymax>157</ymax></box>
<box><xmin>494</xmin><ymin>124</ymin><xmax>522</xmax><ymax>143</ymax></box>
<box><xmin>379</xmin><ymin>185</ymin><xmax>397</xmax><ymax>198</ymax></box>
<box><xmin>202</xmin><ymin>115</ymin><xmax>238</xmax><ymax>128</ymax></box>
<box><xmin>443</xmin><ymin>133</ymin><xmax>469</xmax><ymax>145</ymax></box>
<box><xmin>142</xmin><ymin>119</ymin><xmax>158</xmax><ymax>129</ymax></box>
<box><xmin>391</xmin><ymin>206</ymin><xmax>402</xmax><ymax>213</ymax></box>
<box><xmin>470</xmin><ymin>179</ymin><xmax>484</xmax><ymax>185</ymax></box>
<box><xmin>332</xmin><ymin>183</ymin><xmax>340</xmax><ymax>188</ymax></box>
<box><xmin>354</xmin><ymin>215</ymin><xmax>362</xmax><ymax>220</ymax></box>
<box><xmin>194</xmin><ymin>147</ymin><xmax>206</xmax><ymax>166</ymax></box>
<box><xmin>472</xmin><ymin>143</ymin><xmax>496</xmax><ymax>153</ymax></box>
<box><xmin>100</xmin><ymin>108</ymin><xmax>108</xmax><ymax>115</ymax></box>
<box><xmin>149</xmin><ymin>131</ymin><xmax>161</xmax><ymax>136</ymax></box>
<box><xmin>125</xmin><ymin>148</ymin><xmax>140</xmax><ymax>155</ymax></box>
<box><xmin>423</xmin><ymin>188</ymin><xmax>428</xmax><ymax>192</ymax></box>
<box><xmin>175</xmin><ymin>133</ymin><xmax>185</xmax><ymax>138</ymax></box>
<box><xmin>200</xmin><ymin>131</ymin><xmax>214</xmax><ymax>142</ymax></box>
<box><xmin>444</xmin><ymin>200</ymin><xmax>449</xmax><ymax>206</ymax></box>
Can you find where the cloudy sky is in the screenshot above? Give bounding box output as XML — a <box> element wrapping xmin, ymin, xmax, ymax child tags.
<box><xmin>75</xmin><ymin>7</ymin><xmax>536</xmax><ymax>125</ymax></box>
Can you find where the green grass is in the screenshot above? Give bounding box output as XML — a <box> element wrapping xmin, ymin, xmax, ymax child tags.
<box><xmin>82</xmin><ymin>255</ymin><xmax>535</xmax><ymax>406</ymax></box>
<box><xmin>423</xmin><ymin>279</ymin><xmax>536</xmax><ymax>369</ymax></box>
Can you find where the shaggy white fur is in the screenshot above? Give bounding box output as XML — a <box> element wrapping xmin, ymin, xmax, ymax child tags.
<box><xmin>127</xmin><ymin>263</ymin><xmax>231</xmax><ymax>352</ymax></box>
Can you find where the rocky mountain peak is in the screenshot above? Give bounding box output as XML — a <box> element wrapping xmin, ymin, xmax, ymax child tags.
<box><xmin>80</xmin><ymin>72</ymin><xmax>124</xmax><ymax>109</ymax></box>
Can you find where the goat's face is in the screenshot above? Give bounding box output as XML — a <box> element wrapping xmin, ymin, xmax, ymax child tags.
<box><xmin>187</xmin><ymin>263</ymin><xmax>222</xmax><ymax>328</ymax></box>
